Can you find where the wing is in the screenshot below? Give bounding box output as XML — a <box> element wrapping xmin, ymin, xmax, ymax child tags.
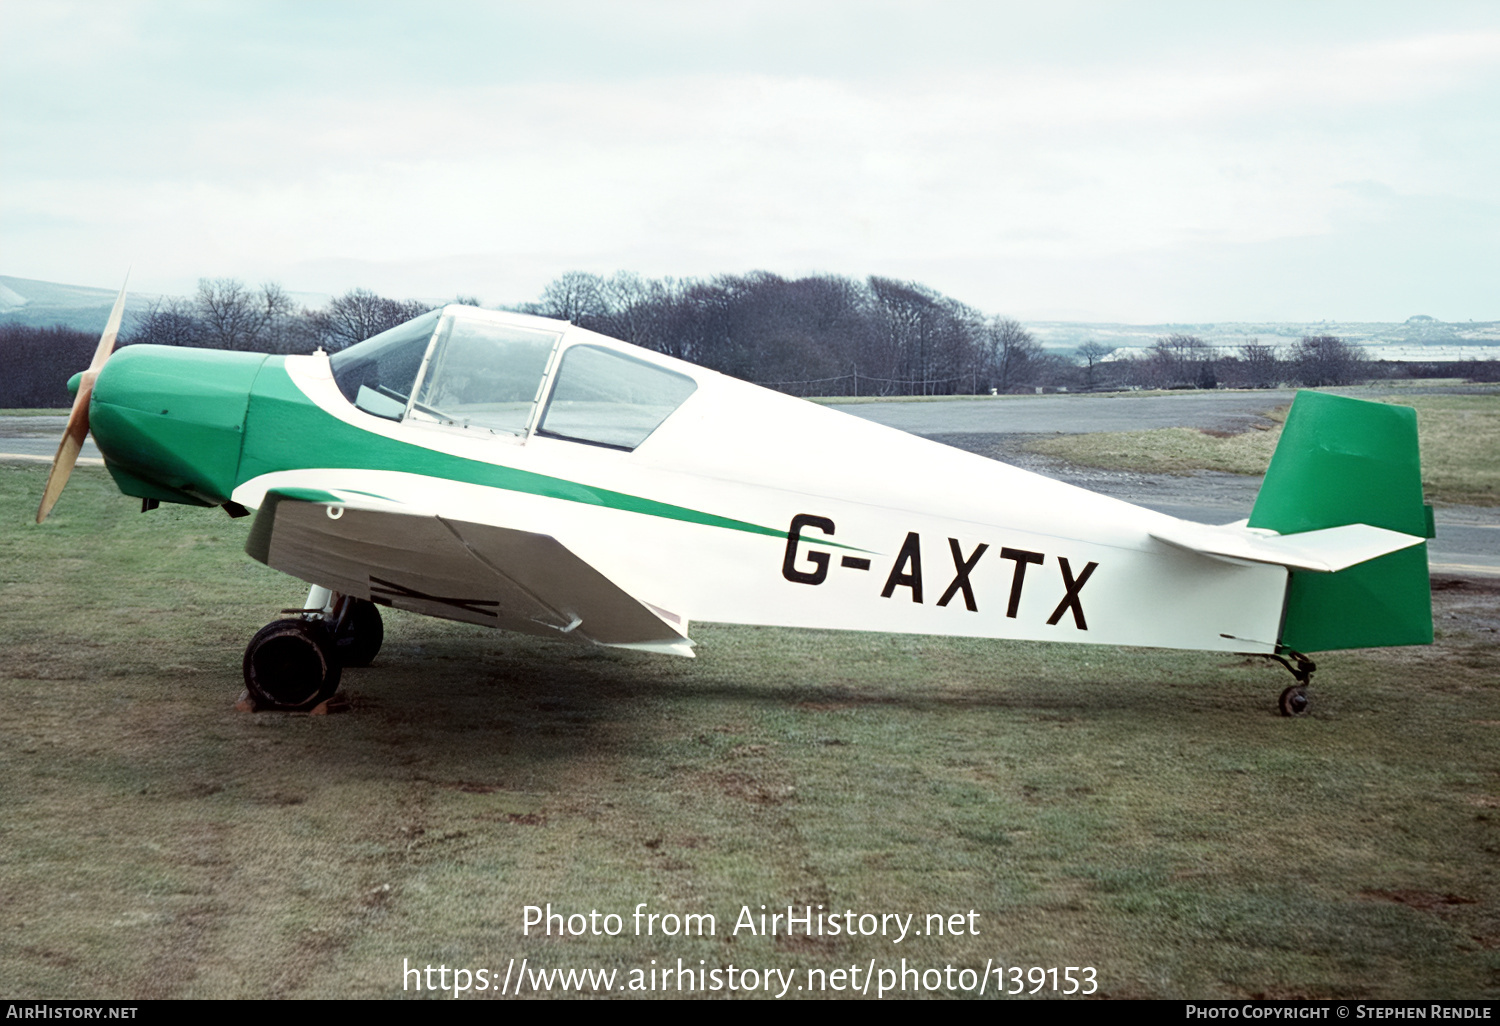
<box><xmin>244</xmin><ymin>488</ymin><xmax>693</xmax><ymax>656</ymax></box>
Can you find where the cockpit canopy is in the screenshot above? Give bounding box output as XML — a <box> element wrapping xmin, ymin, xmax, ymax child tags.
<box><xmin>329</xmin><ymin>306</ymin><xmax>697</xmax><ymax>451</ymax></box>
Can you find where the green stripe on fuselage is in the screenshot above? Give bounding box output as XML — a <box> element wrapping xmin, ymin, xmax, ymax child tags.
<box><xmin>239</xmin><ymin>358</ymin><xmax>796</xmax><ymax>543</ymax></box>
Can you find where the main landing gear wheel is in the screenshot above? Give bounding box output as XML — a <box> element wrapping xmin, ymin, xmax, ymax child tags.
<box><xmin>333</xmin><ymin>599</ymin><xmax>383</xmax><ymax>667</ymax></box>
<box><xmin>243</xmin><ymin>619</ymin><xmax>342</xmax><ymax>711</ymax></box>
<box><xmin>1278</xmin><ymin>685</ymin><xmax>1310</xmax><ymax>717</ymax></box>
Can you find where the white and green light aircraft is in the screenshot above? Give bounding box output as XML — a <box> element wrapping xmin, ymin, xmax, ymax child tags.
<box><xmin>37</xmin><ymin>285</ymin><xmax>1435</xmax><ymax>715</ymax></box>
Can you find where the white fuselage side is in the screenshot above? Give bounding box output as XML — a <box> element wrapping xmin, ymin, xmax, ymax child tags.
<box><xmin>234</xmin><ymin>330</ymin><xmax>1289</xmax><ymax>655</ymax></box>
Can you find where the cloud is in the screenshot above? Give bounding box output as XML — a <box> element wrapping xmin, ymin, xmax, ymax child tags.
<box><xmin>3</xmin><ymin>6</ymin><xmax>1496</xmax><ymax>318</ymax></box>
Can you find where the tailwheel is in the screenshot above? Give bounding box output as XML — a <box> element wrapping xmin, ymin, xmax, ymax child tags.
<box><xmin>243</xmin><ymin>618</ymin><xmax>342</xmax><ymax>711</ymax></box>
<box><xmin>332</xmin><ymin>598</ymin><xmax>384</xmax><ymax>667</ymax></box>
<box><xmin>1267</xmin><ymin>650</ymin><xmax>1316</xmax><ymax>718</ymax></box>
<box><xmin>1278</xmin><ymin>685</ymin><xmax>1310</xmax><ymax>717</ymax></box>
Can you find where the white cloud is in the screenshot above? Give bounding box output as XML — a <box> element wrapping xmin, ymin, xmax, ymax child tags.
<box><xmin>3</xmin><ymin>6</ymin><xmax>1496</xmax><ymax>318</ymax></box>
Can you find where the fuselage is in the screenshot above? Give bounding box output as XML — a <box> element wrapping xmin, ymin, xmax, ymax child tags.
<box><xmin>89</xmin><ymin>308</ymin><xmax>1290</xmax><ymax>655</ymax></box>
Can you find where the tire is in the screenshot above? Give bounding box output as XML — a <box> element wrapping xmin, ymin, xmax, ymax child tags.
<box><xmin>333</xmin><ymin>599</ymin><xmax>384</xmax><ymax>668</ymax></box>
<box><xmin>1278</xmin><ymin>685</ymin><xmax>1309</xmax><ymax>717</ymax></box>
<box><xmin>243</xmin><ymin>619</ymin><xmax>342</xmax><ymax>711</ymax></box>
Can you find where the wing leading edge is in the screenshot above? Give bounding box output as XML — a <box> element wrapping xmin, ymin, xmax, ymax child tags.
<box><xmin>245</xmin><ymin>488</ymin><xmax>694</xmax><ymax>656</ymax></box>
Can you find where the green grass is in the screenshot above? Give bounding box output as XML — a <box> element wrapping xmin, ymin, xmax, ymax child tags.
<box><xmin>1392</xmin><ymin>396</ymin><xmax>1500</xmax><ymax>506</ymax></box>
<box><xmin>2</xmin><ymin>463</ymin><xmax>1497</xmax><ymax>999</ymax></box>
<box><xmin>1028</xmin><ymin>422</ymin><xmax>1285</xmax><ymax>477</ymax></box>
<box><xmin>1028</xmin><ymin>395</ymin><xmax>1500</xmax><ymax>507</ymax></box>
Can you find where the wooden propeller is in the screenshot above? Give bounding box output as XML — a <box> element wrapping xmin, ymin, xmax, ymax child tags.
<box><xmin>35</xmin><ymin>275</ymin><xmax>129</xmax><ymax>524</ymax></box>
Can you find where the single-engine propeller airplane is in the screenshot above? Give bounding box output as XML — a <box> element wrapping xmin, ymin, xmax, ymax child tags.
<box><xmin>36</xmin><ymin>281</ymin><xmax>1434</xmax><ymax>715</ymax></box>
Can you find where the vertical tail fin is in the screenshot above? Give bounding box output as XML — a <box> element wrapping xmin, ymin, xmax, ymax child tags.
<box><xmin>1248</xmin><ymin>391</ymin><xmax>1433</xmax><ymax>652</ymax></box>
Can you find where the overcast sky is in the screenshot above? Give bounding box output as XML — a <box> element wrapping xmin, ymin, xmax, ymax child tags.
<box><xmin>3</xmin><ymin>1</ymin><xmax>1497</xmax><ymax>321</ymax></box>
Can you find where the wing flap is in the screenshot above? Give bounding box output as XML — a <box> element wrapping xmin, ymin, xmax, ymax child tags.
<box><xmin>247</xmin><ymin>490</ymin><xmax>692</xmax><ymax>655</ymax></box>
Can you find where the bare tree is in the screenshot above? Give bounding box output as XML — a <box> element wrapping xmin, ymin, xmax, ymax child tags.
<box><xmin>1235</xmin><ymin>341</ymin><xmax>1281</xmax><ymax>389</ymax></box>
<box><xmin>258</xmin><ymin>281</ymin><xmax>317</xmax><ymax>354</ymax></box>
<box><xmin>534</xmin><ymin>271</ymin><xmax>605</xmax><ymax>324</ymax></box>
<box><xmin>516</xmin><ymin>268</ymin><xmax>1070</xmax><ymax>397</ymax></box>
<box><xmin>985</xmin><ymin>317</ymin><xmax>1042</xmax><ymax>392</ymax></box>
<box><xmin>1291</xmin><ymin>334</ymin><xmax>1367</xmax><ymax>387</ymax></box>
<box><xmin>868</xmin><ymin>277</ymin><xmax>949</xmax><ymax>393</ymax></box>
<box><xmin>128</xmin><ymin>283</ymin><xmax>321</xmax><ymax>353</ymax></box>
<box><xmin>1145</xmin><ymin>333</ymin><xmax>1216</xmax><ymax>388</ymax></box>
<box><xmin>126</xmin><ymin>297</ymin><xmax>200</xmax><ymax>347</ymax></box>
<box><xmin>308</xmin><ymin>288</ymin><xmax>430</xmax><ymax>351</ymax></box>
<box><xmin>195</xmin><ymin>278</ymin><xmax>270</xmax><ymax>350</ymax></box>
<box><xmin>1076</xmin><ymin>341</ymin><xmax>1112</xmax><ymax>390</ymax></box>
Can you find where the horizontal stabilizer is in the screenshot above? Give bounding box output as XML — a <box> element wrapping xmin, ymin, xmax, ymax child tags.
<box><xmin>1150</xmin><ymin>520</ymin><xmax>1425</xmax><ymax>574</ymax></box>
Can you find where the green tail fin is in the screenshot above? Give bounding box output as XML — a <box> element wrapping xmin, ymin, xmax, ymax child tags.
<box><xmin>1248</xmin><ymin>391</ymin><xmax>1432</xmax><ymax>653</ymax></box>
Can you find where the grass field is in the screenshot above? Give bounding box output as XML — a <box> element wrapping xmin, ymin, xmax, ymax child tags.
<box><xmin>2</xmin><ymin>462</ymin><xmax>1497</xmax><ymax>999</ymax></box>
<box><xmin>1027</xmin><ymin>394</ymin><xmax>1500</xmax><ymax>507</ymax></box>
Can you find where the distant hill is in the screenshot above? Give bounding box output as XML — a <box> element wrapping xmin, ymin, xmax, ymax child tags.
<box><xmin>0</xmin><ymin>275</ymin><xmax>135</xmax><ymax>310</ymax></box>
<box><xmin>1027</xmin><ymin>316</ymin><xmax>1500</xmax><ymax>354</ymax></box>
<box><xmin>0</xmin><ymin>275</ymin><xmax>151</xmax><ymax>333</ymax></box>
<box><xmin>0</xmin><ymin>275</ymin><xmax>331</xmax><ymax>334</ymax></box>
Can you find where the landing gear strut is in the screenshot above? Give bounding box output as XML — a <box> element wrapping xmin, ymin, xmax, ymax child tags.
<box><xmin>240</xmin><ymin>586</ymin><xmax>383</xmax><ymax>711</ymax></box>
<box><xmin>1267</xmin><ymin>649</ymin><xmax>1316</xmax><ymax>717</ymax></box>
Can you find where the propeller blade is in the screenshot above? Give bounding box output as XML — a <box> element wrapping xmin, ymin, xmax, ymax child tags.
<box><xmin>89</xmin><ymin>272</ymin><xmax>130</xmax><ymax>370</ymax></box>
<box><xmin>35</xmin><ymin>404</ymin><xmax>91</xmax><ymax>524</ymax></box>
<box><xmin>35</xmin><ymin>274</ymin><xmax>130</xmax><ymax>524</ymax></box>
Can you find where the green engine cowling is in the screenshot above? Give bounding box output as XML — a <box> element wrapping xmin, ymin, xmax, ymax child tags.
<box><xmin>89</xmin><ymin>345</ymin><xmax>268</xmax><ymax>507</ymax></box>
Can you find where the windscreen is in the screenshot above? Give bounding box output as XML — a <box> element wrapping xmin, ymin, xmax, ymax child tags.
<box><xmin>410</xmin><ymin>319</ymin><xmax>561</xmax><ymax>436</ymax></box>
<box><xmin>329</xmin><ymin>310</ymin><xmax>442</xmax><ymax>421</ymax></box>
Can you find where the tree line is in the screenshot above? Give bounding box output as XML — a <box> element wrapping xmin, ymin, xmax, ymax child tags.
<box><xmin>127</xmin><ymin>279</ymin><xmax>438</xmax><ymax>354</ymax></box>
<box><xmin>1099</xmin><ymin>332</ymin><xmax>1373</xmax><ymax>391</ymax></box>
<box><xmin>3</xmin><ymin>269</ymin><xmax>1489</xmax><ymax>409</ymax></box>
<box><xmin>519</xmin><ymin>272</ymin><xmax>1395</xmax><ymax>394</ymax></box>
<box><xmin>518</xmin><ymin>270</ymin><xmax>1061</xmax><ymax>396</ymax></box>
